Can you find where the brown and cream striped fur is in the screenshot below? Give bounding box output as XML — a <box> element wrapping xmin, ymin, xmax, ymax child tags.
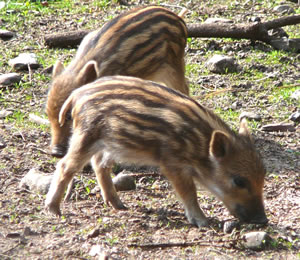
<box><xmin>45</xmin><ymin>76</ymin><xmax>267</xmax><ymax>227</ymax></box>
<box><xmin>46</xmin><ymin>6</ymin><xmax>188</xmax><ymax>158</ymax></box>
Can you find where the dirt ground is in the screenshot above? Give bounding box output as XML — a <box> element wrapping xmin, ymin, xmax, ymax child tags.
<box><xmin>0</xmin><ymin>1</ymin><xmax>299</xmax><ymax>259</ymax></box>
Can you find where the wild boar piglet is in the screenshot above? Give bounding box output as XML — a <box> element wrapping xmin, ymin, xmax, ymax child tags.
<box><xmin>46</xmin><ymin>6</ymin><xmax>188</xmax><ymax>158</ymax></box>
<box><xmin>45</xmin><ymin>76</ymin><xmax>268</xmax><ymax>228</ymax></box>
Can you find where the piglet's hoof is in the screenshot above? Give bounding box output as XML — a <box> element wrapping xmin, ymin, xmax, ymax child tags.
<box><xmin>104</xmin><ymin>196</ymin><xmax>127</xmax><ymax>210</ymax></box>
<box><xmin>45</xmin><ymin>202</ymin><xmax>62</xmax><ymax>217</ymax></box>
<box><xmin>192</xmin><ymin>217</ymin><xmax>209</xmax><ymax>228</ymax></box>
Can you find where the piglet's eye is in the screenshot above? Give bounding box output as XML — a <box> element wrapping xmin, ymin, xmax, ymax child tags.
<box><xmin>233</xmin><ymin>176</ymin><xmax>248</xmax><ymax>189</ymax></box>
<box><xmin>65</xmin><ymin>110</ymin><xmax>72</xmax><ymax>122</ymax></box>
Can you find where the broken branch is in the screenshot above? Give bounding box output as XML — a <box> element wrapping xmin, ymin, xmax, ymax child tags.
<box><xmin>44</xmin><ymin>15</ymin><xmax>300</xmax><ymax>49</ymax></box>
<box><xmin>187</xmin><ymin>15</ymin><xmax>300</xmax><ymax>44</ymax></box>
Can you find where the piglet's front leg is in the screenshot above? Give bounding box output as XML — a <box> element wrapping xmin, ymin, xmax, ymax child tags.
<box><xmin>161</xmin><ymin>165</ymin><xmax>209</xmax><ymax>228</ymax></box>
<box><xmin>45</xmin><ymin>157</ymin><xmax>78</xmax><ymax>216</ymax></box>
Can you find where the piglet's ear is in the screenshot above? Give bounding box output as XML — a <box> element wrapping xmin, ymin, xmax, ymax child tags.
<box><xmin>239</xmin><ymin>118</ymin><xmax>253</xmax><ymax>142</ymax></box>
<box><xmin>78</xmin><ymin>60</ymin><xmax>99</xmax><ymax>86</ymax></box>
<box><xmin>52</xmin><ymin>60</ymin><xmax>64</xmax><ymax>77</ymax></box>
<box><xmin>209</xmin><ymin>130</ymin><xmax>231</xmax><ymax>161</ymax></box>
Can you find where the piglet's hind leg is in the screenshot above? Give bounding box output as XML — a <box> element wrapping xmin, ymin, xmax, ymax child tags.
<box><xmin>91</xmin><ymin>154</ymin><xmax>126</xmax><ymax>210</ymax></box>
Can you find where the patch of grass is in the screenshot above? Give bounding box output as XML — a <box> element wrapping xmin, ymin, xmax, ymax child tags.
<box><xmin>83</xmin><ymin>178</ymin><xmax>96</xmax><ymax>195</ymax></box>
<box><xmin>5</xmin><ymin>109</ymin><xmax>25</xmax><ymax>125</ymax></box>
<box><xmin>214</xmin><ymin>107</ymin><xmax>240</xmax><ymax>126</ymax></box>
<box><xmin>186</xmin><ymin>63</ymin><xmax>201</xmax><ymax>76</ymax></box>
<box><xmin>269</xmin><ymin>86</ymin><xmax>300</xmax><ymax>105</ymax></box>
<box><xmin>94</xmin><ymin>0</ymin><xmax>112</xmax><ymax>9</ymax></box>
<box><xmin>106</xmin><ymin>235</ymin><xmax>119</xmax><ymax>246</ymax></box>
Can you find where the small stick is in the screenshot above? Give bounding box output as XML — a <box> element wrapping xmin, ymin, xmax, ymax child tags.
<box><xmin>27</xmin><ymin>64</ymin><xmax>33</xmax><ymax>83</ymax></box>
<box><xmin>178</xmin><ymin>8</ymin><xmax>188</xmax><ymax>18</ymax></box>
<box><xmin>128</xmin><ymin>241</ymin><xmax>232</xmax><ymax>249</ymax></box>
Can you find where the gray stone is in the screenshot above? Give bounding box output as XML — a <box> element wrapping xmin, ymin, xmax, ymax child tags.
<box><xmin>19</xmin><ymin>168</ymin><xmax>53</xmax><ymax>194</ymax></box>
<box><xmin>244</xmin><ymin>231</ymin><xmax>272</xmax><ymax>250</ymax></box>
<box><xmin>204</xmin><ymin>18</ymin><xmax>233</xmax><ymax>24</ymax></box>
<box><xmin>239</xmin><ymin>111</ymin><xmax>262</xmax><ymax>121</ymax></box>
<box><xmin>0</xmin><ymin>29</ymin><xmax>15</xmax><ymax>40</ymax></box>
<box><xmin>268</xmin><ymin>28</ymin><xmax>289</xmax><ymax>38</ymax></box>
<box><xmin>206</xmin><ymin>55</ymin><xmax>240</xmax><ymax>74</ymax></box>
<box><xmin>9</xmin><ymin>53</ymin><xmax>40</xmax><ymax>71</ymax></box>
<box><xmin>89</xmin><ymin>245</ymin><xmax>111</xmax><ymax>259</ymax></box>
<box><xmin>270</xmin><ymin>38</ymin><xmax>300</xmax><ymax>52</ymax></box>
<box><xmin>261</xmin><ymin>123</ymin><xmax>295</xmax><ymax>132</ymax></box>
<box><xmin>223</xmin><ymin>220</ymin><xmax>239</xmax><ymax>234</ymax></box>
<box><xmin>112</xmin><ymin>171</ymin><xmax>136</xmax><ymax>191</ymax></box>
<box><xmin>0</xmin><ymin>73</ymin><xmax>21</xmax><ymax>87</ymax></box>
<box><xmin>249</xmin><ymin>17</ymin><xmax>261</xmax><ymax>23</ymax></box>
<box><xmin>29</xmin><ymin>113</ymin><xmax>49</xmax><ymax>125</ymax></box>
<box><xmin>289</xmin><ymin>111</ymin><xmax>300</xmax><ymax>123</ymax></box>
<box><xmin>0</xmin><ymin>135</ymin><xmax>6</xmax><ymax>149</ymax></box>
<box><xmin>273</xmin><ymin>5</ymin><xmax>295</xmax><ymax>14</ymax></box>
<box><xmin>23</xmin><ymin>227</ymin><xmax>38</xmax><ymax>236</ymax></box>
<box><xmin>231</xmin><ymin>101</ymin><xmax>240</xmax><ymax>110</ymax></box>
<box><xmin>0</xmin><ymin>110</ymin><xmax>13</xmax><ymax>118</ymax></box>
<box><xmin>87</xmin><ymin>228</ymin><xmax>100</xmax><ymax>239</ymax></box>
<box><xmin>291</xmin><ymin>89</ymin><xmax>300</xmax><ymax>100</ymax></box>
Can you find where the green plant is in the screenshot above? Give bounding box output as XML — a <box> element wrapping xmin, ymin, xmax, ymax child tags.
<box><xmin>106</xmin><ymin>236</ymin><xmax>118</xmax><ymax>246</ymax></box>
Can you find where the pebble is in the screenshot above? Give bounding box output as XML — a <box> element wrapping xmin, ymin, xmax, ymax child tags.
<box><xmin>87</xmin><ymin>228</ymin><xmax>100</xmax><ymax>239</ymax></box>
<box><xmin>268</xmin><ymin>28</ymin><xmax>289</xmax><ymax>38</ymax></box>
<box><xmin>0</xmin><ymin>73</ymin><xmax>21</xmax><ymax>87</ymax></box>
<box><xmin>206</xmin><ymin>55</ymin><xmax>240</xmax><ymax>74</ymax></box>
<box><xmin>291</xmin><ymin>89</ymin><xmax>300</xmax><ymax>100</ymax></box>
<box><xmin>223</xmin><ymin>220</ymin><xmax>239</xmax><ymax>234</ymax></box>
<box><xmin>243</xmin><ymin>231</ymin><xmax>272</xmax><ymax>250</ymax></box>
<box><xmin>289</xmin><ymin>111</ymin><xmax>300</xmax><ymax>123</ymax></box>
<box><xmin>261</xmin><ymin>123</ymin><xmax>295</xmax><ymax>132</ymax></box>
<box><xmin>89</xmin><ymin>245</ymin><xmax>109</xmax><ymax>257</ymax></box>
<box><xmin>0</xmin><ymin>135</ymin><xmax>6</xmax><ymax>149</ymax></box>
<box><xmin>29</xmin><ymin>113</ymin><xmax>50</xmax><ymax>125</ymax></box>
<box><xmin>0</xmin><ymin>29</ymin><xmax>15</xmax><ymax>40</ymax></box>
<box><xmin>249</xmin><ymin>17</ymin><xmax>261</xmax><ymax>23</ymax></box>
<box><xmin>270</xmin><ymin>38</ymin><xmax>300</xmax><ymax>53</ymax></box>
<box><xmin>19</xmin><ymin>168</ymin><xmax>53</xmax><ymax>194</ymax></box>
<box><xmin>9</xmin><ymin>53</ymin><xmax>40</xmax><ymax>71</ymax></box>
<box><xmin>23</xmin><ymin>227</ymin><xmax>37</xmax><ymax>236</ymax></box>
<box><xmin>239</xmin><ymin>111</ymin><xmax>262</xmax><ymax>121</ymax></box>
<box><xmin>231</xmin><ymin>101</ymin><xmax>240</xmax><ymax>110</ymax></box>
<box><xmin>6</xmin><ymin>232</ymin><xmax>21</xmax><ymax>238</ymax></box>
<box><xmin>112</xmin><ymin>170</ymin><xmax>136</xmax><ymax>191</ymax></box>
<box><xmin>0</xmin><ymin>110</ymin><xmax>13</xmax><ymax>118</ymax></box>
<box><xmin>273</xmin><ymin>5</ymin><xmax>295</xmax><ymax>14</ymax></box>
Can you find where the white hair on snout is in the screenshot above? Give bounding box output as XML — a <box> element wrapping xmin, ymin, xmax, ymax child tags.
<box><xmin>206</xmin><ymin>182</ymin><xmax>225</xmax><ymax>201</ymax></box>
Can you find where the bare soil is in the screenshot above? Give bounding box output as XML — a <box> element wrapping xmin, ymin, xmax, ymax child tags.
<box><xmin>0</xmin><ymin>1</ymin><xmax>299</xmax><ymax>259</ymax></box>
